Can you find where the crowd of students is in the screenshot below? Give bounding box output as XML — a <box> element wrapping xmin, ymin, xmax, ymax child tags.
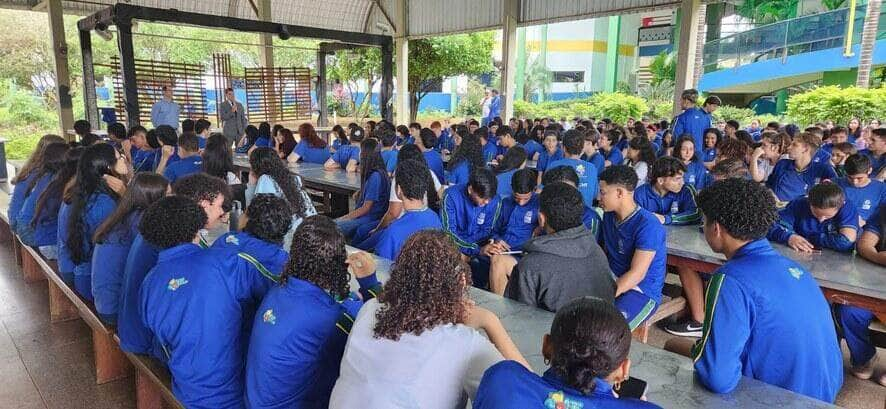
<box><xmin>4</xmin><ymin>89</ymin><xmax>885</xmax><ymax>408</ymax></box>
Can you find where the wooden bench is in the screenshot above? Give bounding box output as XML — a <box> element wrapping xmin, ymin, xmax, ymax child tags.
<box><xmin>632</xmin><ymin>282</ymin><xmax>687</xmax><ymax>343</ymax></box>
<box><xmin>118</xmin><ymin>337</ymin><xmax>183</xmax><ymax>409</ymax></box>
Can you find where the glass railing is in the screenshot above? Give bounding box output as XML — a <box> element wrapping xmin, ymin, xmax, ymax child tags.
<box><xmin>703</xmin><ymin>6</ymin><xmax>886</xmax><ymax>73</ymax></box>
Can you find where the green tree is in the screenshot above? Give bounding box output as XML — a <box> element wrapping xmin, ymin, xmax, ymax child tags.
<box><xmin>408</xmin><ymin>32</ymin><xmax>494</xmax><ymax>121</ymax></box>
<box><xmin>821</xmin><ymin>0</ymin><xmax>847</xmax><ymax>10</ymax></box>
<box><xmin>735</xmin><ymin>0</ymin><xmax>799</xmax><ymax>24</ymax></box>
<box><xmin>648</xmin><ymin>51</ymin><xmax>675</xmax><ymax>86</ymax></box>
<box><xmin>522</xmin><ymin>55</ymin><xmax>551</xmax><ymax>101</ymax></box>
<box><xmin>327</xmin><ymin>47</ymin><xmax>381</xmax><ymax>120</ymax></box>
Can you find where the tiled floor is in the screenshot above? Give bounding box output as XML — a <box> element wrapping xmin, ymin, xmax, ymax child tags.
<box><xmin>0</xmin><ymin>236</ymin><xmax>882</xmax><ymax>408</ymax></box>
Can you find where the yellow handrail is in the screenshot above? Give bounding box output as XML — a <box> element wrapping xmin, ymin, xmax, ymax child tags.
<box><xmin>844</xmin><ymin>0</ymin><xmax>858</xmax><ymax>56</ymax></box>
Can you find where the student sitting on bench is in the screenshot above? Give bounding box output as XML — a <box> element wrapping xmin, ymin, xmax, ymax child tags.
<box><xmin>324</xmin><ymin>125</ymin><xmax>363</xmax><ymax>172</ymax></box>
<box><xmin>374</xmin><ymin>159</ymin><xmax>443</xmax><ymax>260</ymax></box>
<box><xmin>247</xmin><ymin>147</ymin><xmax>317</xmax><ymax>249</ymax></box>
<box><xmin>768</xmin><ymin>182</ymin><xmax>859</xmax><ymax>253</ymax></box>
<box><xmin>835</xmin><ymin>153</ymin><xmax>885</xmax><ymax>224</ymax></box>
<box><xmin>548</xmin><ymin>129</ymin><xmax>599</xmax><ymax>208</ymax></box>
<box><xmin>29</xmin><ymin>147</ymin><xmax>83</xmax><ymax>260</ymax></box>
<box><xmin>541</xmin><ymin>166</ymin><xmax>602</xmax><ymax>241</ymax></box>
<box><xmin>487</xmin><ymin>168</ymin><xmax>540</xmax><ymax>295</ymax></box>
<box><xmin>15</xmin><ymin>142</ymin><xmax>70</xmax><ymax>246</ymax></box>
<box><xmin>441</xmin><ymin>167</ymin><xmax>502</xmax><ymax>261</ymax></box>
<box><xmin>335</xmin><ymin>139</ymin><xmax>390</xmax><ymax>240</ymax></box>
<box><xmin>682</xmin><ymin>178</ymin><xmax>843</xmax><ymax>402</ymax></box>
<box><xmin>8</xmin><ymin>134</ymin><xmax>65</xmax><ymax>233</ymax></box>
<box><xmin>475</xmin><ymin>297</ymin><xmax>660</xmax><ymax>408</ymax></box>
<box><xmin>162</xmin><ymin>132</ymin><xmax>203</xmax><ymax>184</ymax></box>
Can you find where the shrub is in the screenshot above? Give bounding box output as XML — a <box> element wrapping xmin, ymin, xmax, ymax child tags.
<box><xmin>712</xmin><ymin>105</ymin><xmax>757</xmax><ymax>125</ymax></box>
<box><xmin>786</xmin><ymin>86</ymin><xmax>886</xmax><ymax>126</ymax></box>
<box><xmin>588</xmin><ymin>92</ymin><xmax>648</xmax><ymax>124</ymax></box>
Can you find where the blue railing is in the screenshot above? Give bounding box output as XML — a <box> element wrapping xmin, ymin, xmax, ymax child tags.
<box><xmin>703</xmin><ymin>6</ymin><xmax>886</xmax><ymax>73</ymax></box>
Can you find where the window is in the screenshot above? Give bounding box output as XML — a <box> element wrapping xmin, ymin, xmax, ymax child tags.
<box><xmin>552</xmin><ymin>71</ymin><xmax>585</xmax><ymax>83</ymax></box>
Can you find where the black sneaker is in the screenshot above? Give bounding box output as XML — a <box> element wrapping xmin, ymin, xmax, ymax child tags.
<box><xmin>665</xmin><ymin>320</ymin><xmax>703</xmax><ymax>337</ymax></box>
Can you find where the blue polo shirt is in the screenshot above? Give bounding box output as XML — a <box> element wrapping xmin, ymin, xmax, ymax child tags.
<box><xmin>835</xmin><ymin>178</ymin><xmax>886</xmax><ymax>221</ymax></box>
<box><xmin>495</xmin><ymin>169</ymin><xmax>518</xmax><ymax>199</ymax></box>
<box><xmin>523</xmin><ymin>140</ymin><xmax>544</xmax><ymax>159</ymax></box>
<box><xmin>92</xmin><ymin>211</ymin><xmax>142</xmax><ymax>321</ymax></box>
<box><xmin>859</xmin><ymin>149</ymin><xmax>885</xmax><ymax>175</ymax></box>
<box><xmin>584</xmin><ymin>205</ymin><xmax>603</xmax><ymax>243</ymax></box>
<box><xmin>331</xmin><ymin>145</ymin><xmax>360</xmax><ymax>168</ymax></box>
<box><xmin>72</xmin><ymin>192</ymin><xmax>118</xmax><ymax>300</ymax></box>
<box><xmin>131</xmin><ymin>146</ymin><xmax>158</xmax><ymax>172</ymax></box>
<box><xmin>294</xmin><ymin>142</ymin><xmax>331</xmax><ymax>164</ymax></box>
<box><xmin>32</xmin><ymin>184</ymin><xmax>63</xmax><ymax>247</ymax></box>
<box><xmin>547</xmin><ymin>158</ymin><xmax>598</xmax><ymax>207</ymax></box>
<box><xmin>475</xmin><ymin>360</ymin><xmax>661</xmax><ymax>409</ymax></box>
<box><xmin>601</xmin><ymin>148</ymin><xmax>624</xmax><ymax>166</ymax></box>
<box><xmin>381</xmin><ymin>149</ymin><xmax>398</xmax><ymax>173</ymax></box>
<box><xmin>691</xmin><ymin>239</ymin><xmax>843</xmax><ymax>402</ymax></box>
<box><xmin>492</xmin><ymin>194</ymin><xmax>540</xmax><ymax>251</ymax></box>
<box><xmin>375</xmin><ymin>208</ymin><xmax>442</xmax><ymax>260</ymax></box>
<box><xmin>600</xmin><ymin>207</ymin><xmax>667</xmax><ymax>302</ymax></box>
<box><xmin>118</xmin><ymin>234</ymin><xmax>161</xmax><ymax>355</ymax></box>
<box><xmin>441</xmin><ymin>184</ymin><xmax>502</xmax><ymax>257</ymax></box>
<box><xmin>633</xmin><ymin>183</ymin><xmax>700</xmax><ymax>225</ymax></box>
<box><xmin>768</xmin><ymin>197</ymin><xmax>860</xmax><ymax>253</ymax></box>
<box><xmin>56</xmin><ymin>202</ymin><xmax>74</xmax><ymax>278</ymax></box>
<box><xmin>766</xmin><ymin>159</ymin><xmax>838</xmax><ymax>202</ymax></box>
<box><xmin>254</xmin><ymin>137</ymin><xmax>272</xmax><ymax>148</ymax></box>
<box><xmin>582</xmin><ymin>152</ymin><xmax>606</xmax><ymax>175</ymax></box>
<box><xmin>482</xmin><ymin>142</ymin><xmax>498</xmax><ymax>163</ymax></box>
<box><xmin>162</xmin><ymin>155</ymin><xmax>203</xmax><ymax>184</ymax></box>
<box><xmin>424</xmin><ymin>150</ymin><xmax>446</xmax><ymax>182</ymax></box>
<box><xmin>536</xmin><ymin>148</ymin><xmax>563</xmax><ymax>172</ymax></box>
<box><xmin>702</xmin><ymin>147</ymin><xmax>717</xmax><ymax>163</ymax></box>
<box><xmin>447</xmin><ymin>160</ymin><xmax>471</xmax><ymax>185</ymax></box>
<box><xmin>356</xmin><ymin>171</ymin><xmax>390</xmax><ymax>221</ymax></box>
<box><xmin>673</xmin><ymin>107</ymin><xmax>711</xmax><ymax>154</ymax></box>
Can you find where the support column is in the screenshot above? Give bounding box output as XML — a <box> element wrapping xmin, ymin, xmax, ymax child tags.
<box><xmin>605</xmin><ymin>16</ymin><xmax>621</xmax><ymax>93</ymax></box>
<box><xmin>379</xmin><ymin>40</ymin><xmax>394</xmax><ymax>122</ymax></box>
<box><xmin>47</xmin><ymin>0</ymin><xmax>74</xmax><ymax>135</ymax></box>
<box><xmin>449</xmin><ymin>77</ymin><xmax>458</xmax><ymax>114</ymax></box>
<box><xmin>514</xmin><ymin>27</ymin><xmax>526</xmax><ymax>102</ymax></box>
<box><xmin>673</xmin><ymin>0</ymin><xmax>701</xmax><ymax>117</ymax></box>
<box><xmin>258</xmin><ymin>0</ymin><xmax>274</xmax><ymax>69</ymax></box>
<box><xmin>116</xmin><ymin>21</ymin><xmax>140</xmax><ymax>128</ymax></box>
<box><xmin>692</xmin><ymin>3</ymin><xmax>708</xmax><ymax>88</ymax></box>
<box><xmin>79</xmin><ymin>29</ymin><xmax>99</xmax><ymax>132</ymax></box>
<box><xmin>316</xmin><ymin>51</ymin><xmax>329</xmax><ymax>127</ymax></box>
<box><xmin>538</xmin><ymin>24</ymin><xmax>548</xmax><ymax>102</ymax></box>
<box><xmin>500</xmin><ymin>0</ymin><xmax>519</xmax><ymax>121</ymax></box>
<box><xmin>393</xmin><ymin>0</ymin><xmax>410</xmax><ymax>124</ymax></box>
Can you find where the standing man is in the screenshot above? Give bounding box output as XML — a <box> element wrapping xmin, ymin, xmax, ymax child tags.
<box><xmin>151</xmin><ymin>85</ymin><xmax>180</xmax><ymax>129</ymax></box>
<box><xmin>220</xmin><ymin>87</ymin><xmax>247</xmax><ymax>148</ymax></box>
<box><xmin>673</xmin><ymin>89</ymin><xmax>712</xmax><ymax>156</ymax></box>
<box><xmin>480</xmin><ymin>89</ymin><xmax>493</xmax><ymax>126</ymax></box>
<box><xmin>486</xmin><ymin>89</ymin><xmax>501</xmax><ymax>126</ymax></box>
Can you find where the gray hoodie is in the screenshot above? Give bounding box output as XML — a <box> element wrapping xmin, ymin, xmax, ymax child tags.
<box><xmin>504</xmin><ymin>225</ymin><xmax>615</xmax><ymax>312</ymax></box>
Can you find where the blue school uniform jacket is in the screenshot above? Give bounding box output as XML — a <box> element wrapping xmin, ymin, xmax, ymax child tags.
<box><xmin>435</xmin><ymin>130</ymin><xmax>456</xmax><ymax>153</ymax></box>
<box><xmin>441</xmin><ymin>184</ymin><xmax>502</xmax><ymax>257</ymax></box>
<box><xmin>210</xmin><ymin>231</ymin><xmax>288</xmax><ymax>303</ymax></box>
<box><xmin>812</xmin><ymin>147</ymin><xmax>832</xmax><ymax>165</ymax></box>
<box><xmin>583</xmin><ymin>205</ymin><xmax>603</xmax><ymax>243</ymax></box>
<box><xmin>766</xmin><ymin>159</ymin><xmax>838</xmax><ymax>202</ymax></box>
<box><xmin>547</xmin><ymin>158</ymin><xmax>599</xmax><ymax>207</ymax></box>
<box><xmin>357</xmin><ymin>171</ymin><xmax>390</xmax><ymax>221</ymax></box>
<box><xmin>424</xmin><ymin>150</ymin><xmax>446</xmax><ymax>182</ymax></box>
<box><xmin>683</xmin><ymin>160</ymin><xmax>708</xmax><ymax>190</ymax></box>
<box><xmin>673</xmin><ymin>107</ymin><xmax>711</xmax><ymax>154</ymax></box>
<box><xmin>131</xmin><ymin>146</ymin><xmax>158</xmax><ymax>173</ymax></box>
<box><xmin>294</xmin><ymin>142</ymin><xmax>331</xmax><ymax>164</ymax></box>
<box><xmin>397</xmin><ymin>135</ymin><xmax>414</xmax><ymax>147</ymax></box>
<box><xmin>8</xmin><ymin>173</ymin><xmax>37</xmax><ymax>232</ymax></box>
<box><xmin>482</xmin><ymin>142</ymin><xmax>499</xmax><ymax>164</ymax></box>
<box><xmin>254</xmin><ymin>137</ymin><xmax>272</xmax><ymax>148</ymax></box>
<box><xmin>702</xmin><ymin>147</ymin><xmax>717</xmax><ymax>163</ymax></box>
<box><xmin>447</xmin><ymin>160</ymin><xmax>471</xmax><ymax>185</ymax></box>
<box><xmin>375</xmin><ymin>208</ymin><xmax>442</xmax><ymax>260</ymax></box>
<box><xmin>71</xmin><ymin>193</ymin><xmax>117</xmax><ymax>299</ymax></box>
<box><xmin>475</xmin><ymin>360</ymin><xmax>661</xmax><ymax>409</ymax></box>
<box><xmin>495</xmin><ymin>169</ymin><xmax>518</xmax><ymax>199</ymax></box>
<box><xmin>118</xmin><ymin>234</ymin><xmax>161</xmax><ymax>355</ymax></box>
<box><xmin>15</xmin><ymin>173</ymin><xmax>52</xmax><ymax>245</ymax></box>
<box><xmin>32</xmin><ymin>184</ymin><xmax>63</xmax><ymax>248</ymax></box>
<box><xmin>859</xmin><ymin>149</ymin><xmax>885</xmax><ymax>175</ymax></box>
<box><xmin>581</xmin><ymin>152</ymin><xmax>606</xmax><ymax>174</ymax></box>
<box><xmin>381</xmin><ymin>149</ymin><xmax>398</xmax><ymax>173</ymax></box>
<box><xmin>691</xmin><ymin>239</ymin><xmax>843</xmax><ymax>402</ymax></box>
<box><xmin>633</xmin><ymin>183</ymin><xmax>701</xmax><ymax>225</ymax></box>
<box><xmin>92</xmin><ymin>211</ymin><xmax>141</xmax><ymax>320</ymax></box>
<box><xmin>492</xmin><ymin>194</ymin><xmax>539</xmax><ymax>251</ymax></box>
<box><xmin>600</xmin><ymin>207</ymin><xmax>667</xmax><ymax>303</ymax></box>
<box><xmin>56</xmin><ymin>202</ymin><xmax>74</xmax><ymax>276</ymax></box>
<box><xmin>162</xmin><ymin>155</ymin><xmax>203</xmax><ymax>184</ymax></box>
<box><xmin>601</xmin><ymin>148</ymin><xmax>624</xmax><ymax>166</ymax></box>
<box><xmin>153</xmin><ymin>148</ymin><xmax>181</xmax><ymax>171</ymax></box>
<box><xmin>245</xmin><ymin>274</ymin><xmax>382</xmax><ymax>409</ymax></box>
<box><xmin>835</xmin><ymin>177</ymin><xmax>886</xmax><ymax>221</ymax></box>
<box><xmin>523</xmin><ymin>139</ymin><xmax>544</xmax><ymax>159</ymax></box>
<box><xmin>536</xmin><ymin>148</ymin><xmax>563</xmax><ymax>172</ymax></box>
<box><xmin>768</xmin><ymin>197</ymin><xmax>860</xmax><ymax>252</ymax></box>
<box><xmin>331</xmin><ymin>145</ymin><xmax>360</xmax><ymax>168</ymax></box>
<box><xmin>140</xmin><ymin>243</ymin><xmax>281</xmax><ymax>409</ymax></box>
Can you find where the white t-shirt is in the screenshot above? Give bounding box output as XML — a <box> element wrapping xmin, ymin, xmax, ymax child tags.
<box><xmin>633</xmin><ymin>161</ymin><xmax>649</xmax><ymax>186</ymax></box>
<box><xmin>329</xmin><ymin>299</ymin><xmax>503</xmax><ymax>409</ymax></box>
<box><xmin>389</xmin><ymin>171</ymin><xmax>442</xmax><ymax>203</ymax></box>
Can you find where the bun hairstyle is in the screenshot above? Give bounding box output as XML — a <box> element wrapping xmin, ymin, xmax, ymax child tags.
<box><xmin>549</xmin><ymin>297</ymin><xmax>631</xmax><ymax>395</ymax></box>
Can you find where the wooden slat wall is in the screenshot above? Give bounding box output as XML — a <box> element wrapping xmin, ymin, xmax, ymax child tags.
<box><xmin>106</xmin><ymin>57</ymin><xmax>208</xmax><ymax>126</ymax></box>
<box><xmin>243</xmin><ymin>67</ymin><xmax>312</xmax><ymax>123</ymax></box>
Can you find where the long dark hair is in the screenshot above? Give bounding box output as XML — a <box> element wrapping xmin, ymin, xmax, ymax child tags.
<box><xmin>282</xmin><ymin>215</ymin><xmax>349</xmax><ymax>299</ymax></box>
<box><xmin>14</xmin><ymin>134</ymin><xmax>65</xmax><ymax>184</ymax></box>
<box><xmin>94</xmin><ymin>173</ymin><xmax>169</xmax><ymax>243</ymax></box>
<box><xmin>25</xmin><ymin>142</ymin><xmax>70</xmax><ymax>196</ymax></box>
<box><xmin>32</xmin><ymin>147</ymin><xmax>84</xmax><ymax>228</ymax></box>
<box><xmin>447</xmin><ymin>133</ymin><xmax>485</xmax><ymax>171</ymax></box>
<box><xmin>671</xmin><ymin>135</ymin><xmax>698</xmax><ymax>163</ymax></box>
<box><xmin>202</xmin><ymin>133</ymin><xmax>235</xmax><ymax>180</ymax></box>
<box><xmin>628</xmin><ymin>137</ymin><xmax>656</xmax><ymax>166</ymax></box>
<box><xmin>244</xmin><ymin>125</ymin><xmax>260</xmax><ymax>145</ymax></box>
<box><xmin>358</xmin><ymin>138</ymin><xmax>389</xmax><ymax>189</ymax></box>
<box><xmin>331</xmin><ymin>125</ymin><xmax>348</xmax><ymax>146</ymax></box>
<box><xmin>495</xmin><ymin>146</ymin><xmax>527</xmax><ymax>174</ymax></box>
<box><xmin>249</xmin><ymin>147</ymin><xmax>308</xmax><ymax>217</ymax></box>
<box><xmin>397</xmin><ymin>144</ymin><xmax>439</xmax><ymax>211</ymax></box>
<box><xmin>278</xmin><ymin>128</ymin><xmax>298</xmax><ymax>157</ymax></box>
<box><xmin>298</xmin><ymin>123</ymin><xmax>326</xmax><ymax>148</ymax></box>
<box><xmin>258</xmin><ymin>122</ymin><xmax>272</xmax><ymax>139</ymax></box>
<box><xmin>67</xmin><ymin>144</ymin><xmax>122</xmax><ymax>264</ymax></box>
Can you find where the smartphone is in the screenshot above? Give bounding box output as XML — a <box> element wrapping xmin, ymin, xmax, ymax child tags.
<box><xmin>616</xmin><ymin>377</ymin><xmax>648</xmax><ymax>400</ymax></box>
<box><xmin>498</xmin><ymin>250</ymin><xmax>522</xmax><ymax>255</ymax></box>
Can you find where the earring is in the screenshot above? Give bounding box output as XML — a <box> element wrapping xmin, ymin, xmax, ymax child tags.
<box><xmin>543</xmin><ymin>357</ymin><xmax>550</xmax><ymax>365</ymax></box>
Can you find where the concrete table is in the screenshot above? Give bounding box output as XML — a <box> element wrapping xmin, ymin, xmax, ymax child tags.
<box><xmin>665</xmin><ymin>225</ymin><xmax>886</xmax><ymax>322</ymax></box>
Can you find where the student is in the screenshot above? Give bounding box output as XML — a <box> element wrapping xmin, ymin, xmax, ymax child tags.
<box><xmin>835</xmin><ymin>154</ymin><xmax>885</xmax><ymax>222</ymax></box>
<box><xmin>153</xmin><ymin>125</ymin><xmax>181</xmax><ymax>175</ymax></box>
<box><xmin>61</xmin><ymin>144</ymin><xmax>128</xmax><ymax>299</ymax></box>
<box><xmin>8</xmin><ymin>134</ymin><xmax>65</xmax><ymax>233</ymax></box>
<box><xmin>447</xmin><ymin>132</ymin><xmax>484</xmax><ymax>186</ymax></box>
<box><xmin>484</xmin><ymin>169</ymin><xmax>540</xmax><ymax>294</ymax></box>
<box><xmin>701</xmin><ymin>128</ymin><xmax>721</xmax><ymax>166</ymax></box>
<box><xmin>494</xmin><ymin>146</ymin><xmax>528</xmax><ymax>200</ymax></box>
<box><xmin>519</xmin><ymin>129</ymin><xmax>544</xmax><ymax>161</ymax></box>
<box><xmin>236</xmin><ymin>125</ymin><xmax>260</xmax><ymax>154</ymax></box>
<box><xmin>767</xmin><ymin>132</ymin><xmax>838</xmax><ymax>203</ymax></box>
<box><xmin>685</xmin><ymin>178</ymin><xmax>843</xmax><ymax>402</ymax></box>
<box><xmin>830</xmin><ymin>142</ymin><xmax>857</xmax><ymax>177</ymax></box>
<box><xmin>329</xmin><ymin>124</ymin><xmax>348</xmax><ymax>153</ymax></box>
<box><xmin>245</xmin><ymin>216</ymin><xmax>382</xmax><ymax>408</ymax></box>
<box><xmin>138</xmin><ymin>195</ymin><xmax>275</xmax><ymax>408</ymax></box>
<box><xmin>746</xmin><ymin>118</ymin><xmax>763</xmax><ymax>141</ymax></box>
<box><xmin>503</xmin><ymin>182</ymin><xmax>614</xmax><ymax>311</ymax></box>
<box><xmin>768</xmin><ymin>183</ymin><xmax>859</xmax><ymax>253</ymax></box>
<box><xmin>374</xmin><ymin>160</ymin><xmax>443</xmax><ymax>260</ymax></box>
<box><xmin>542</xmin><ymin>166</ymin><xmax>602</xmax><ymax>240</ymax></box>
<box><xmin>598</xmin><ymin>165</ymin><xmax>666</xmax><ymax>330</ymax></box>
<box><xmin>128</xmin><ymin>126</ymin><xmax>158</xmax><ymax>173</ymax></box>
<box><xmin>378</xmin><ymin>127</ymin><xmax>399</xmax><ymax>174</ymax></box>
<box><xmin>671</xmin><ymin>136</ymin><xmax>707</xmax><ymax>190</ymax></box>
<box><xmin>580</xmin><ymin>129</ymin><xmax>605</xmax><ymax>174</ymax></box>
<box><xmin>72</xmin><ymin>119</ymin><xmax>92</xmax><ymax>143</ymax></box>
<box><xmin>91</xmin><ymin>173</ymin><xmax>168</xmax><ymax>324</ymax></box>
<box><xmin>673</xmin><ymin>89</ymin><xmax>712</xmax><ymax>155</ymax></box>
<box><xmin>442</xmin><ymin>167</ymin><xmax>502</xmax><ymax>259</ymax></box>
<box><xmin>395</xmin><ymin>124</ymin><xmax>413</xmax><ymax>147</ymax></box>
<box><xmin>480</xmin><ymin>129</ymin><xmax>499</xmax><ymax>164</ymax></box>
<box><xmin>475</xmin><ymin>297</ymin><xmax>660</xmax><ymax>408</ymax></box>
<box><xmin>194</xmin><ymin>118</ymin><xmax>211</xmax><ymax>150</ymax></box>
<box><xmin>724</xmin><ymin>120</ymin><xmax>739</xmax><ymax>139</ymax></box>
<box><xmin>598</xmin><ymin>129</ymin><xmax>624</xmax><ymax>168</ymax></box>
<box><xmin>418</xmin><ymin>128</ymin><xmax>445</xmax><ymax>182</ymax></box>
<box><xmin>548</xmin><ymin>129</ymin><xmax>599</xmax><ymax>207</ymax></box>
<box><xmin>274</xmin><ymin>127</ymin><xmax>299</xmax><ymax>159</ymax></box>
<box><xmin>859</xmin><ymin>128</ymin><xmax>886</xmax><ymax>179</ymax></box>
<box><xmin>335</xmin><ymin>139</ymin><xmax>390</xmax><ymax>239</ymax></box>
<box><xmin>202</xmin><ymin>133</ymin><xmax>241</xmax><ymax>185</ymax></box>
<box><xmin>407</xmin><ymin>122</ymin><xmax>422</xmax><ymax>147</ymax></box>
<box><xmin>254</xmin><ymin>122</ymin><xmax>273</xmax><ymax>148</ymax></box>
<box><xmin>29</xmin><ymin>147</ymin><xmax>83</xmax><ymax>261</ymax></box>
<box><xmin>625</xmin><ymin>137</ymin><xmax>656</xmax><ymax>186</ymax></box>
<box><xmin>749</xmin><ymin>132</ymin><xmax>789</xmax><ymax>182</ymax></box>
<box><xmin>324</xmin><ymin>125</ymin><xmax>362</xmax><ymax>172</ymax></box>
<box><xmin>162</xmin><ymin>132</ymin><xmax>202</xmax><ymax>184</ymax></box>
<box><xmin>15</xmin><ymin>142</ymin><xmax>70</xmax><ymax>246</ymax></box>
<box><xmin>247</xmin><ymin>147</ymin><xmax>317</xmax><ymax>248</ymax></box>
<box><xmin>330</xmin><ymin>231</ymin><xmax>529</xmax><ymax>407</ymax></box>
<box><xmin>634</xmin><ymin>157</ymin><xmax>700</xmax><ymax>226</ymax></box>
<box><xmin>288</xmin><ymin>123</ymin><xmax>330</xmax><ymax>164</ymax></box>
<box><xmin>834</xmin><ymin>206</ymin><xmax>884</xmax><ymax>386</ymax></box>
<box><xmin>494</xmin><ymin>125</ymin><xmax>519</xmax><ymax>162</ymax></box>
<box><xmin>107</xmin><ymin>122</ymin><xmax>127</xmax><ymax>151</ymax></box>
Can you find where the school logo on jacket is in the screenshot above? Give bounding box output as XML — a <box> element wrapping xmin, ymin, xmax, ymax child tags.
<box><xmin>167</xmin><ymin>278</ymin><xmax>188</xmax><ymax>291</ymax></box>
<box><xmin>544</xmin><ymin>390</ymin><xmax>583</xmax><ymax>409</ymax></box>
<box><xmin>225</xmin><ymin>235</ymin><xmax>240</xmax><ymax>245</ymax></box>
<box><xmin>863</xmin><ymin>199</ymin><xmax>872</xmax><ymax>210</ymax></box>
<box><xmin>477</xmin><ymin>212</ymin><xmax>486</xmax><ymax>225</ymax></box>
<box><xmin>524</xmin><ymin>210</ymin><xmax>533</xmax><ymax>224</ymax></box>
<box><xmin>262</xmin><ymin>309</ymin><xmax>276</xmax><ymax>325</ymax></box>
<box><xmin>788</xmin><ymin>267</ymin><xmax>804</xmax><ymax>280</ymax></box>
<box><xmin>575</xmin><ymin>164</ymin><xmax>586</xmax><ymax>177</ymax></box>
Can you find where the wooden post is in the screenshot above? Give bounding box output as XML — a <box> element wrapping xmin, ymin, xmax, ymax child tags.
<box><xmin>47</xmin><ymin>0</ymin><xmax>74</xmax><ymax>135</ymax></box>
<box><xmin>48</xmin><ymin>280</ymin><xmax>79</xmax><ymax>322</ymax></box>
<box><xmin>136</xmin><ymin>370</ymin><xmax>167</xmax><ymax>409</ymax></box>
<box><xmin>93</xmin><ymin>328</ymin><xmax>132</xmax><ymax>384</ymax></box>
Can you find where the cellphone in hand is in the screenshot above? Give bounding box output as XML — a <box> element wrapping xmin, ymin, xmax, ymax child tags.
<box><xmin>615</xmin><ymin>377</ymin><xmax>648</xmax><ymax>400</ymax></box>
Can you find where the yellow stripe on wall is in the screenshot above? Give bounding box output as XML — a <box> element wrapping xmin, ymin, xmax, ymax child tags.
<box><xmin>523</xmin><ymin>40</ymin><xmax>636</xmax><ymax>56</ymax></box>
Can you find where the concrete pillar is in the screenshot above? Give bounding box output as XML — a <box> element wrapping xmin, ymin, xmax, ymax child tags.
<box><xmin>47</xmin><ymin>0</ymin><xmax>74</xmax><ymax>135</ymax></box>
<box><xmin>673</xmin><ymin>0</ymin><xmax>701</xmax><ymax>117</ymax></box>
<box><xmin>692</xmin><ymin>3</ymin><xmax>707</xmax><ymax>88</ymax></box>
<box><xmin>605</xmin><ymin>16</ymin><xmax>621</xmax><ymax>93</ymax></box>
<box><xmin>449</xmin><ymin>77</ymin><xmax>458</xmax><ymax>114</ymax></box>
<box><xmin>514</xmin><ymin>27</ymin><xmax>526</xmax><ymax>101</ymax></box>
<box><xmin>500</xmin><ymin>0</ymin><xmax>519</xmax><ymax>120</ymax></box>
<box><xmin>538</xmin><ymin>24</ymin><xmax>548</xmax><ymax>102</ymax></box>
<box><xmin>393</xmin><ymin>0</ymin><xmax>410</xmax><ymax>124</ymax></box>
<box><xmin>258</xmin><ymin>0</ymin><xmax>274</xmax><ymax>68</ymax></box>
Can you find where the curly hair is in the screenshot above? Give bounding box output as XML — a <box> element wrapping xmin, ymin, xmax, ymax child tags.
<box><xmin>282</xmin><ymin>215</ymin><xmax>349</xmax><ymax>300</ymax></box>
<box><xmin>549</xmin><ymin>297</ymin><xmax>631</xmax><ymax>395</ymax></box>
<box><xmin>249</xmin><ymin>147</ymin><xmax>308</xmax><ymax>218</ymax></box>
<box><xmin>599</xmin><ymin>165</ymin><xmax>638</xmax><ymax>192</ymax></box>
<box><xmin>395</xmin><ymin>160</ymin><xmax>430</xmax><ymax>201</ymax></box>
<box><xmin>695</xmin><ymin>178</ymin><xmax>778</xmax><ymax>241</ymax></box>
<box><xmin>715</xmin><ymin>138</ymin><xmax>749</xmax><ymax>162</ymax></box>
<box><xmin>447</xmin><ymin>133</ymin><xmax>485</xmax><ymax>171</ymax></box>
<box><xmin>173</xmin><ymin>173</ymin><xmax>232</xmax><ymax>213</ymax></box>
<box><xmin>140</xmin><ymin>195</ymin><xmax>207</xmax><ymax>249</ymax></box>
<box><xmin>244</xmin><ymin>194</ymin><xmax>293</xmax><ymax>245</ymax></box>
<box><xmin>394</xmin><ymin>146</ymin><xmax>440</xmax><ymax>211</ymax></box>
<box><xmin>648</xmin><ymin>156</ymin><xmax>686</xmax><ymax>185</ymax></box>
<box><xmin>374</xmin><ymin>230</ymin><xmax>471</xmax><ymax>341</ymax></box>
<box><xmin>542</xmin><ymin>165</ymin><xmax>579</xmax><ymax>187</ymax></box>
<box><xmin>67</xmin><ymin>143</ymin><xmax>121</xmax><ymax>264</ymax></box>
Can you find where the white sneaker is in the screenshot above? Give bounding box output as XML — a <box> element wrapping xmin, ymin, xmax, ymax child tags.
<box><xmin>850</xmin><ymin>353</ymin><xmax>878</xmax><ymax>380</ymax></box>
